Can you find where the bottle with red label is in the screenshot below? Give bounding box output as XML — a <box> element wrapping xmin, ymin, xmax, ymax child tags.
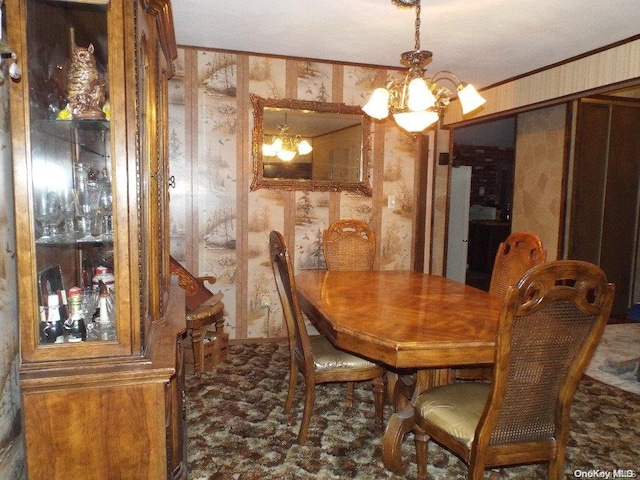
<box><xmin>92</xmin><ymin>266</ymin><xmax>114</xmax><ymax>292</ymax></box>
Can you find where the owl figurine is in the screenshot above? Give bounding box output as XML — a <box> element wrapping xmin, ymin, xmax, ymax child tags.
<box><xmin>67</xmin><ymin>43</ymin><xmax>106</xmax><ymax>120</ymax></box>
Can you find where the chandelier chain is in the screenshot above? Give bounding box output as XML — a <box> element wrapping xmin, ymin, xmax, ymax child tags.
<box><xmin>391</xmin><ymin>0</ymin><xmax>422</xmax><ymax>51</ymax></box>
<box><xmin>414</xmin><ymin>3</ymin><xmax>421</xmax><ymax>51</ymax></box>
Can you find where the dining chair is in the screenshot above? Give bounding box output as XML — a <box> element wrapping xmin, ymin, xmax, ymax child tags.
<box><xmin>322</xmin><ymin>218</ymin><xmax>375</xmax><ymax>271</ymax></box>
<box><xmin>269</xmin><ymin>230</ymin><xmax>385</xmax><ymax>445</ymax></box>
<box><xmin>454</xmin><ymin>231</ymin><xmax>547</xmax><ymax>382</ymax></box>
<box><xmin>323</xmin><ymin>218</ymin><xmax>386</xmax><ymax>400</ymax></box>
<box><xmin>384</xmin><ymin>260</ymin><xmax>614</xmax><ymax>479</ymax></box>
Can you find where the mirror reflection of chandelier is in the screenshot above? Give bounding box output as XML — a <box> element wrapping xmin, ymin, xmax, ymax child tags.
<box><xmin>362</xmin><ymin>0</ymin><xmax>486</xmax><ymax>133</ymax></box>
<box><xmin>262</xmin><ymin>113</ymin><xmax>313</xmax><ymax>162</ymax></box>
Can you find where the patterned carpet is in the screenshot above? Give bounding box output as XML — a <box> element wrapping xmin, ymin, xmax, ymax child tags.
<box><xmin>186</xmin><ymin>342</ymin><xmax>640</xmax><ymax>480</ymax></box>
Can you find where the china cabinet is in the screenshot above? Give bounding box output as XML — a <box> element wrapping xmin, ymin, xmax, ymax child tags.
<box><xmin>7</xmin><ymin>0</ymin><xmax>185</xmax><ymax>478</ymax></box>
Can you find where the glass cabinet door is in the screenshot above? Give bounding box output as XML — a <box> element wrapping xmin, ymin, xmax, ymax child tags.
<box><xmin>26</xmin><ymin>0</ymin><xmax>117</xmax><ymax>348</ymax></box>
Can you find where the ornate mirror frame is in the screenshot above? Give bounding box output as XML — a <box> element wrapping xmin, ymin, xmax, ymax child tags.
<box><xmin>250</xmin><ymin>94</ymin><xmax>373</xmax><ymax>195</ymax></box>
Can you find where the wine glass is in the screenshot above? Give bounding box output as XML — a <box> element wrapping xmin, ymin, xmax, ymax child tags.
<box><xmin>74</xmin><ymin>181</ymin><xmax>102</xmax><ymax>239</ymax></box>
<box><xmin>34</xmin><ymin>191</ymin><xmax>65</xmax><ymax>242</ymax></box>
<box><xmin>80</xmin><ymin>288</ymin><xmax>100</xmax><ymax>341</ymax></box>
<box><xmin>99</xmin><ymin>180</ymin><xmax>113</xmax><ymax>237</ymax></box>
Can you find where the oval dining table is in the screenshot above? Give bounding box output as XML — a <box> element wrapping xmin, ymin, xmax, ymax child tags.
<box><xmin>295</xmin><ymin>269</ymin><xmax>504</xmax><ymax>472</ymax></box>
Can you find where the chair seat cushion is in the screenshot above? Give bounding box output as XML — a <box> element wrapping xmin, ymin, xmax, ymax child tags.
<box><xmin>310</xmin><ymin>335</ymin><xmax>378</xmax><ymax>373</ymax></box>
<box><xmin>413</xmin><ymin>382</ymin><xmax>490</xmax><ymax>448</ymax></box>
<box><xmin>186</xmin><ymin>298</ymin><xmax>224</xmax><ymax>326</ymax></box>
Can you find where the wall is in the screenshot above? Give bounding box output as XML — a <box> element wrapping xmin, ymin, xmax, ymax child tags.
<box><xmin>512</xmin><ymin>104</ymin><xmax>567</xmax><ymax>261</ymax></box>
<box><xmin>168</xmin><ymin>48</ymin><xmax>422</xmax><ymax>340</ymax></box>
<box><xmin>0</xmin><ymin>63</ymin><xmax>25</xmax><ymax>479</ymax></box>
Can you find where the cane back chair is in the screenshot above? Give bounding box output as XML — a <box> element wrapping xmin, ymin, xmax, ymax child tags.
<box><xmin>454</xmin><ymin>231</ymin><xmax>547</xmax><ymax>382</ymax></box>
<box><xmin>384</xmin><ymin>260</ymin><xmax>614</xmax><ymax>479</ymax></box>
<box><xmin>323</xmin><ymin>219</ymin><xmax>376</xmax><ymax>271</ymax></box>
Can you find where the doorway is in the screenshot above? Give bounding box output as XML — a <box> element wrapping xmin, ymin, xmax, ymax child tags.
<box><xmin>448</xmin><ymin>117</ymin><xmax>516</xmax><ymax>291</ymax></box>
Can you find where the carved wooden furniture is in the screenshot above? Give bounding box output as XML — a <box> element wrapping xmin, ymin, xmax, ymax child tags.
<box><xmin>269</xmin><ymin>231</ymin><xmax>385</xmax><ymax>445</ymax></box>
<box><xmin>455</xmin><ymin>231</ymin><xmax>546</xmax><ymax>382</ymax></box>
<box><xmin>8</xmin><ymin>1</ymin><xmax>185</xmax><ymax>478</ymax></box>
<box><xmin>488</xmin><ymin>232</ymin><xmax>546</xmax><ymax>297</ymax></box>
<box><xmin>323</xmin><ymin>218</ymin><xmax>376</xmax><ymax>271</ymax></box>
<box><xmin>387</xmin><ymin>260</ymin><xmax>614</xmax><ymax>479</ymax></box>
<box><xmin>170</xmin><ymin>256</ymin><xmax>225</xmax><ymax>375</ymax></box>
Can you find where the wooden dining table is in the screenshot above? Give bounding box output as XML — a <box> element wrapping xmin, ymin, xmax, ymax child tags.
<box><xmin>295</xmin><ymin>270</ymin><xmax>504</xmax><ymax>472</ymax></box>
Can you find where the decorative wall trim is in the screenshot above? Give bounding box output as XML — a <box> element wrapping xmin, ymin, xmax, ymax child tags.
<box><xmin>443</xmin><ymin>36</ymin><xmax>640</xmax><ymax>125</ymax></box>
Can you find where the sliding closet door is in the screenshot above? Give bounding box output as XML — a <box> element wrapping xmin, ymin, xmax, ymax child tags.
<box><xmin>569</xmin><ymin>99</ymin><xmax>640</xmax><ymax>316</ymax></box>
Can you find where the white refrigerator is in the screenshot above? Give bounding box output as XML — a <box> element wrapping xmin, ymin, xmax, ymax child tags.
<box><xmin>446</xmin><ymin>166</ymin><xmax>472</xmax><ymax>283</ymax></box>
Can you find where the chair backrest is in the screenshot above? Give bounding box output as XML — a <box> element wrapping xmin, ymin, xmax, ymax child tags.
<box><xmin>169</xmin><ymin>255</ymin><xmax>214</xmax><ymax>311</ymax></box>
<box><xmin>323</xmin><ymin>219</ymin><xmax>375</xmax><ymax>271</ymax></box>
<box><xmin>476</xmin><ymin>260</ymin><xmax>614</xmax><ymax>450</ymax></box>
<box><xmin>488</xmin><ymin>232</ymin><xmax>546</xmax><ymax>298</ymax></box>
<box><xmin>269</xmin><ymin>231</ymin><xmax>314</xmax><ymax>371</ymax></box>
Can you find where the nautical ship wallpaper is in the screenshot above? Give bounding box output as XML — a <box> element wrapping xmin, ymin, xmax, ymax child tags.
<box><xmin>168</xmin><ymin>48</ymin><xmax>419</xmax><ymax>341</ymax></box>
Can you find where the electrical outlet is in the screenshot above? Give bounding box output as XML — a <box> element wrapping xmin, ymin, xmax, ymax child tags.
<box><xmin>387</xmin><ymin>195</ymin><xmax>396</xmax><ymax>209</ymax></box>
<box><xmin>260</xmin><ymin>295</ymin><xmax>270</xmax><ymax>308</ymax></box>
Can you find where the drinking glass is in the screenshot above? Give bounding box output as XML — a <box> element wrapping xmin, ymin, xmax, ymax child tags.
<box><xmin>34</xmin><ymin>191</ymin><xmax>65</xmax><ymax>242</ymax></box>
<box><xmin>80</xmin><ymin>288</ymin><xmax>100</xmax><ymax>341</ymax></box>
<box><xmin>74</xmin><ymin>181</ymin><xmax>102</xmax><ymax>239</ymax></box>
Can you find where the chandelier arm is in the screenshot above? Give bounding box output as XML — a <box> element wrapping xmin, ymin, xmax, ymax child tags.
<box><xmin>431</xmin><ymin>70</ymin><xmax>464</xmax><ymax>87</ymax></box>
<box><xmin>391</xmin><ymin>0</ymin><xmax>420</xmax><ymax>7</ymax></box>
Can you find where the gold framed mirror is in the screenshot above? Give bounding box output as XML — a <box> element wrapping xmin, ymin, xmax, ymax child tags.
<box><xmin>250</xmin><ymin>94</ymin><xmax>372</xmax><ymax>195</ymax></box>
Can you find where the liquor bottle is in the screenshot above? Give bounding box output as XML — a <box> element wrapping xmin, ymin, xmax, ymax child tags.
<box><xmin>44</xmin><ymin>294</ymin><xmax>64</xmax><ymax>343</ymax></box>
<box><xmin>65</xmin><ymin>286</ymin><xmax>86</xmax><ymax>342</ymax></box>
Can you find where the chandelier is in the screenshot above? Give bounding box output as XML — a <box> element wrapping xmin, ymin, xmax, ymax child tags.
<box><xmin>262</xmin><ymin>114</ymin><xmax>313</xmax><ymax>162</ymax></box>
<box><xmin>362</xmin><ymin>0</ymin><xmax>485</xmax><ymax>133</ymax></box>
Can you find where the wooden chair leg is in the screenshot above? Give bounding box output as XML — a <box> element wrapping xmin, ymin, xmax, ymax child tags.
<box><xmin>190</xmin><ymin>327</ymin><xmax>206</xmax><ymax>376</ymax></box>
<box><xmin>414</xmin><ymin>430</ymin><xmax>429</xmax><ymax>480</ymax></box>
<box><xmin>298</xmin><ymin>380</ymin><xmax>315</xmax><ymax>445</ymax></box>
<box><xmin>373</xmin><ymin>375</ymin><xmax>385</xmax><ymax>430</ymax></box>
<box><xmin>548</xmin><ymin>448</ymin><xmax>565</xmax><ymax>480</ymax></box>
<box><xmin>468</xmin><ymin>459</ymin><xmax>487</xmax><ymax>480</ymax></box>
<box><xmin>285</xmin><ymin>362</ymin><xmax>298</xmax><ymax>417</ymax></box>
<box><xmin>345</xmin><ymin>381</ymin><xmax>354</xmax><ymax>408</ymax></box>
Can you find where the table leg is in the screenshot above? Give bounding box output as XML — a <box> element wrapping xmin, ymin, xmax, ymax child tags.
<box><xmin>382</xmin><ymin>405</ymin><xmax>415</xmax><ymax>474</ymax></box>
<box><xmin>383</xmin><ymin>367</ymin><xmax>454</xmax><ymax>473</ymax></box>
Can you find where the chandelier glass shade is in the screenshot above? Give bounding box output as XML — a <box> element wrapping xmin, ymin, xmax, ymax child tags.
<box><xmin>362</xmin><ymin>0</ymin><xmax>485</xmax><ymax>133</ymax></box>
<box><xmin>262</xmin><ymin>122</ymin><xmax>313</xmax><ymax>162</ymax></box>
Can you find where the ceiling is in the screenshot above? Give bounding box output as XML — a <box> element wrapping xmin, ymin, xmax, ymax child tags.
<box><xmin>172</xmin><ymin>0</ymin><xmax>640</xmax><ymax>90</ymax></box>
